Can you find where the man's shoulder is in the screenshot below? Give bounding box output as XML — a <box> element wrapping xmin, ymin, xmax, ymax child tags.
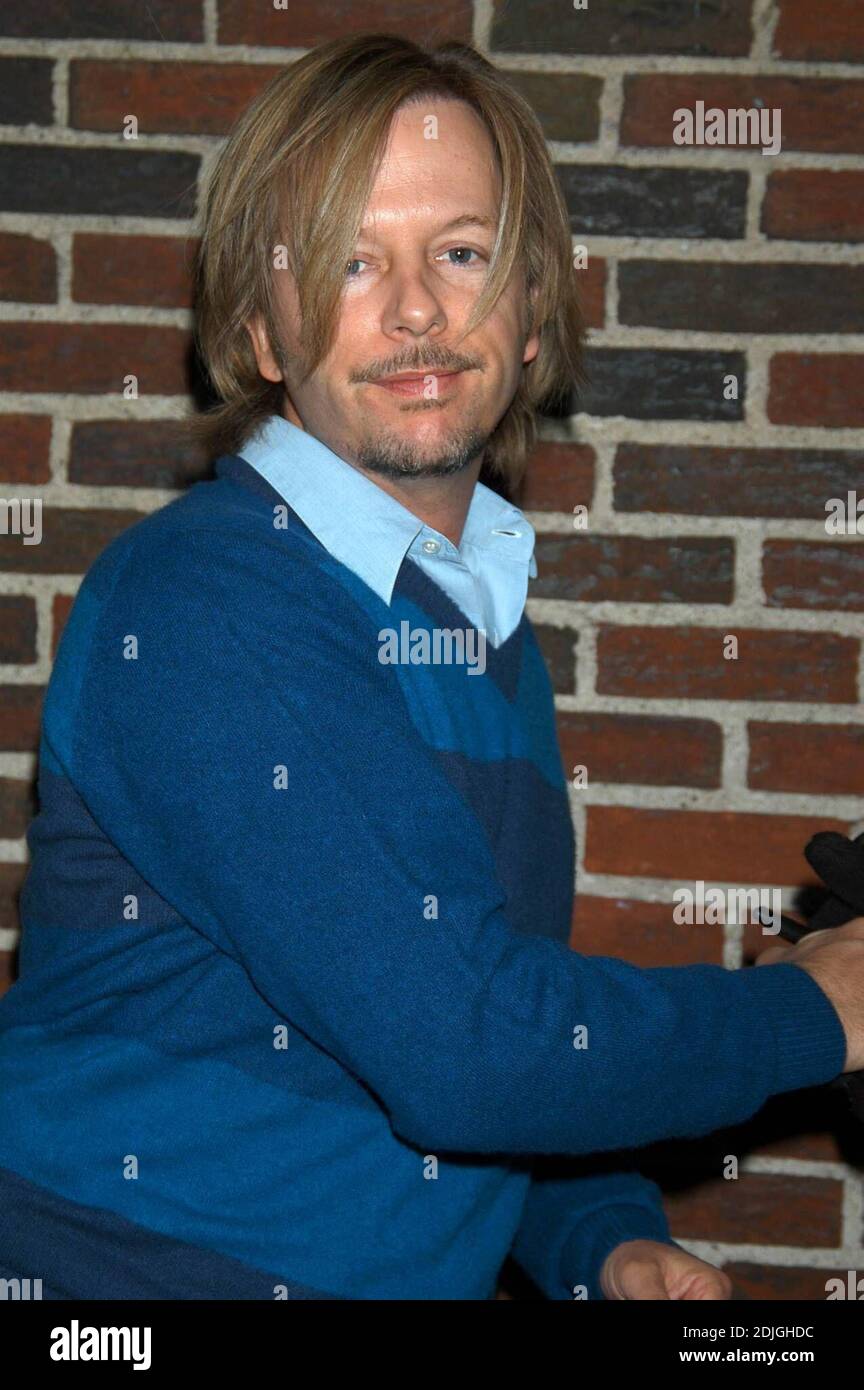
<box><xmin>77</xmin><ymin>457</ymin><xmax>334</xmax><ymax>614</ymax></box>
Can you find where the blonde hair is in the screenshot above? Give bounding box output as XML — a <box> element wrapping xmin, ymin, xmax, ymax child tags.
<box><xmin>186</xmin><ymin>32</ymin><xmax>584</xmax><ymax>492</ymax></box>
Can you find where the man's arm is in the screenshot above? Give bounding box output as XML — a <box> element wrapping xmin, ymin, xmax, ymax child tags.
<box><xmin>510</xmin><ymin>1162</ymin><xmax>681</xmax><ymax>1300</ymax></box>
<box><xmin>46</xmin><ymin>515</ymin><xmax>847</xmax><ymax>1158</ymax></box>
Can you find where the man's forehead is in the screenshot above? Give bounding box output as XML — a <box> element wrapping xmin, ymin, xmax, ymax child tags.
<box><xmin>358</xmin><ymin>210</ymin><xmax>498</xmax><ymax>234</ymax></box>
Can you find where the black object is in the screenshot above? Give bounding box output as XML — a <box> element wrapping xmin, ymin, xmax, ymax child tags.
<box><xmin>767</xmin><ymin>832</ymin><xmax>864</xmax><ymax>1122</ymax></box>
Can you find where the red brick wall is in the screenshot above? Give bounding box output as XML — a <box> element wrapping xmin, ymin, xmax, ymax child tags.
<box><xmin>1</xmin><ymin>1</ymin><xmax>862</xmax><ymax>1298</ymax></box>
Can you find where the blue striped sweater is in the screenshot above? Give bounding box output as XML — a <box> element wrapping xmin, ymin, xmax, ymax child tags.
<box><xmin>0</xmin><ymin>453</ymin><xmax>847</xmax><ymax>1299</ymax></box>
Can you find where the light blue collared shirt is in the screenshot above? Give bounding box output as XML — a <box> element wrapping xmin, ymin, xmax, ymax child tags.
<box><xmin>238</xmin><ymin>414</ymin><xmax>537</xmax><ymax>648</ymax></box>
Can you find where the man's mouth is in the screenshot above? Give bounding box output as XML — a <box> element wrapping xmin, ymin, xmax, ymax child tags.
<box><xmin>369</xmin><ymin>370</ymin><xmax>465</xmax><ymax>397</ymax></box>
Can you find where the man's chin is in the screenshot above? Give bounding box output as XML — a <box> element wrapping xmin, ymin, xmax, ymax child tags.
<box><xmin>354</xmin><ymin>424</ymin><xmax>490</xmax><ymax>481</ymax></box>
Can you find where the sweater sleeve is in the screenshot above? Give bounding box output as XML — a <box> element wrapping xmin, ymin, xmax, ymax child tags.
<box><xmin>48</xmin><ymin>521</ymin><xmax>849</xmax><ymax>1158</ymax></box>
<box><xmin>510</xmin><ymin>1161</ymin><xmax>682</xmax><ymax>1300</ymax></box>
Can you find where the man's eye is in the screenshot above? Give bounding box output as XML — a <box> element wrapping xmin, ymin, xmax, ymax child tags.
<box><xmin>442</xmin><ymin>247</ymin><xmax>483</xmax><ymax>267</ymax></box>
<box><xmin>345</xmin><ymin>259</ymin><xmax>367</xmax><ymax>278</ymax></box>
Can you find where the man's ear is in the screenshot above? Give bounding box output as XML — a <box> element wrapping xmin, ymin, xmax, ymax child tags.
<box><xmin>245</xmin><ymin>313</ymin><xmax>283</xmax><ymax>384</ymax></box>
<box><xmin>522</xmin><ymin>284</ymin><xmax>541</xmax><ymax>368</ymax></box>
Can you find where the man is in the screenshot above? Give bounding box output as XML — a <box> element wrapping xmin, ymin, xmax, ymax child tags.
<box><xmin>1</xmin><ymin>33</ymin><xmax>863</xmax><ymax>1302</ymax></box>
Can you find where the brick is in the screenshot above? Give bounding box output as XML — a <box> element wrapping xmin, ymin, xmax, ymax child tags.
<box><xmin>69</xmin><ymin>420</ymin><xmax>213</xmax><ymax>488</ymax></box>
<box><xmin>504</xmin><ymin>73</ymin><xmax>602</xmax><ymax>145</ymax></box>
<box><xmin>556</xmin><ymin>164</ymin><xmax>747</xmax><ymax>239</ymax></box>
<box><xmin>613</xmin><ymin>444</ymin><xmax>864</xmax><ymax>519</ymax></box>
<box><xmin>596</xmin><ymin>626</ymin><xmax>859</xmax><ymax>703</ymax></box>
<box><xmin>579</xmin><ymin>349</ymin><xmax>745</xmax><ymax>422</ymax></box>
<box><xmin>0</xmin><ymin>324</ymin><xmax>192</xmax><ymax>395</ymax></box>
<box><xmin>533</xmin><ymin>536</ymin><xmax>733</xmax><ymax>604</ymax></box>
<box><xmin>0</xmin><ymin>951</ymin><xmax>16</xmax><ymax>1000</ymax></box>
<box><xmin>665</xmin><ymin>1172</ymin><xmax>842</xmax><ymax>1247</ymax></box>
<box><xmin>570</xmin><ymin>895</ymin><xmax>724</xmax><ymax>966</ymax></box>
<box><xmin>218</xmin><ymin>0</ymin><xmax>472</xmax><ymax>46</ymax></box>
<box><xmin>774</xmin><ymin>0</ymin><xmax>864</xmax><ymax>63</ymax></box>
<box><xmin>0</xmin><ymin>596</ymin><xmax>37</xmax><ymax>664</ymax></box>
<box><xmin>725</xmin><ymin>1262</ymin><xmax>858</xmax><ymax>1300</ymax></box>
<box><xmin>70</xmin><ymin>62</ymin><xmax>282</xmax><ymax>138</ymax></box>
<box><xmin>574</xmin><ymin>256</ymin><xmax>605</xmax><ymax>330</ymax></box>
<box><xmin>0</xmin><ymin>1</ymin><xmax>203</xmax><ymax>41</ymax></box>
<box><xmin>0</xmin><ymin>232</ymin><xmax>56</xmax><ymax>304</ymax></box>
<box><xmin>51</xmin><ymin>594</ymin><xmax>74</xmax><ymax>659</ymax></box>
<box><xmin>0</xmin><ymin>507</ymin><xmax>146</xmax><ymax>575</ymax></box>
<box><xmin>0</xmin><ymin>863</ymin><xmax>25</xmax><ymax>934</ymax></box>
<box><xmin>558</xmin><ymin>710</ymin><xmax>722</xmax><ymax>788</ymax></box>
<box><xmin>618</xmin><ymin>261</ymin><xmax>864</xmax><ymax>334</ymax></box>
<box><xmin>491</xmin><ymin>0</ymin><xmax>752</xmax><ymax>56</ymax></box>
<box><xmin>0</xmin><ymin>416</ymin><xmax>52</xmax><ymax>484</ymax></box>
<box><xmin>72</xmin><ymin>234</ymin><xmax>198</xmax><ymax>308</ymax></box>
<box><xmin>0</xmin><ymin>146</ymin><xmax>198</xmax><ymax>219</ymax></box>
<box><xmin>0</xmin><ymin>686</ymin><xmax>43</xmax><ymax>752</ymax></box>
<box><xmin>518</xmin><ymin>441</ymin><xmax>594</xmax><ymax>513</ymax></box>
<box><xmin>584</xmin><ymin>806</ymin><xmax>849</xmax><ymax>884</ymax></box>
<box><xmin>763</xmin><ymin>170</ymin><xmax>864</xmax><ymax>243</ymax></box>
<box><xmin>0</xmin><ymin>777</ymin><xmax>36</xmax><ymax>838</ymax></box>
<box><xmin>768</xmin><ymin>354</ymin><xmax>864</xmax><ymax>428</ymax></box>
<box><xmin>763</xmin><ymin>540</ymin><xmax>864</xmax><ymax>612</ymax></box>
<box><xmin>622</xmin><ymin>75</ymin><xmax>864</xmax><ymax>155</ymax></box>
<box><xmin>533</xmin><ymin>625</ymin><xmax>577</xmax><ymax>696</ymax></box>
<box><xmin>749</xmin><ymin>720</ymin><xmax>864</xmax><ymax>796</ymax></box>
<box><xmin>0</xmin><ymin>57</ymin><xmax>53</xmax><ymax>125</ymax></box>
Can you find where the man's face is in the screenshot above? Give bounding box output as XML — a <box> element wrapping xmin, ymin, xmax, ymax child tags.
<box><xmin>247</xmin><ymin>96</ymin><xmax>540</xmax><ymax>480</ymax></box>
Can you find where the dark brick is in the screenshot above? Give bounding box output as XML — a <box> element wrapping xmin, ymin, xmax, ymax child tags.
<box><xmin>0</xmin><ymin>146</ymin><xmax>198</xmax><ymax>219</ymax></box>
<box><xmin>0</xmin><ymin>777</ymin><xmax>35</xmax><ymax>838</ymax></box>
<box><xmin>218</xmin><ymin>0</ymin><xmax>472</xmax><ymax>46</ymax></box>
<box><xmin>69</xmin><ymin>420</ymin><xmax>213</xmax><ymax>489</ymax></box>
<box><xmin>51</xmin><ymin>594</ymin><xmax>74</xmax><ymax>659</ymax></box>
<box><xmin>579</xmin><ymin>349</ymin><xmax>745</xmax><ymax>422</ymax></box>
<box><xmin>763</xmin><ymin>170</ymin><xmax>864</xmax><ymax>243</ymax></box>
<box><xmin>768</xmin><ymin>354</ymin><xmax>864</xmax><ymax>428</ymax></box>
<box><xmin>556</xmin><ymin>164</ymin><xmax>747</xmax><ymax>239</ymax></box>
<box><xmin>491</xmin><ymin>0</ymin><xmax>752</xmax><ymax>56</ymax></box>
<box><xmin>533</xmin><ymin>624</ymin><xmax>577</xmax><ymax>695</ymax></box>
<box><xmin>596</xmin><ymin>626</ymin><xmax>859</xmax><ymax>703</ymax></box>
<box><xmin>0</xmin><ymin>324</ymin><xmax>192</xmax><ymax>395</ymax></box>
<box><xmin>0</xmin><ymin>596</ymin><xmax>37</xmax><ymax>663</ymax></box>
<box><xmin>622</xmin><ymin>75</ymin><xmax>864</xmax><ymax>156</ymax></box>
<box><xmin>619</xmin><ymin>261</ymin><xmax>864</xmax><ymax>334</ymax></box>
<box><xmin>570</xmin><ymin>895</ymin><xmax>724</xmax><ymax>966</ymax></box>
<box><xmin>532</xmin><ymin>535</ymin><xmax>733</xmax><ymax>604</ymax></box>
<box><xmin>774</xmin><ymin>0</ymin><xmax>864</xmax><ymax>62</ymax></box>
<box><xmin>504</xmin><ymin>72</ymin><xmax>602</xmax><ymax>144</ymax></box>
<box><xmin>558</xmin><ymin>710</ymin><xmax>722</xmax><ymax>788</ymax></box>
<box><xmin>0</xmin><ymin>1</ymin><xmax>204</xmax><ymax>41</ymax></box>
<box><xmin>518</xmin><ymin>441</ymin><xmax>594</xmax><ymax>513</ymax></box>
<box><xmin>726</xmin><ymin>1262</ymin><xmax>858</xmax><ymax>1300</ymax></box>
<box><xmin>666</xmin><ymin>1172</ymin><xmax>842</xmax><ymax>1247</ymax></box>
<box><xmin>70</xmin><ymin>61</ymin><xmax>282</xmax><ymax>137</ymax></box>
<box><xmin>574</xmin><ymin>255</ymin><xmax>606</xmax><ymax>329</ymax></box>
<box><xmin>0</xmin><ymin>233</ymin><xmax>56</xmax><ymax>304</ymax></box>
<box><xmin>763</xmin><ymin>540</ymin><xmax>864</xmax><ymax>612</ymax></box>
<box><xmin>585</xmin><ymin>805</ymin><xmax>848</xmax><ymax>884</ymax></box>
<box><xmin>0</xmin><ymin>507</ymin><xmax>146</xmax><ymax>575</ymax></box>
<box><xmin>613</xmin><ymin>444</ymin><xmax>864</xmax><ymax>519</ymax></box>
<box><xmin>0</xmin><ymin>415</ymin><xmax>52</xmax><ymax>484</ymax></box>
<box><xmin>0</xmin><ymin>686</ymin><xmax>43</xmax><ymax>752</ymax></box>
<box><xmin>0</xmin><ymin>863</ymin><xmax>25</xmax><ymax>933</ymax></box>
<box><xmin>749</xmin><ymin>721</ymin><xmax>864</xmax><ymax>795</ymax></box>
<box><xmin>72</xmin><ymin>234</ymin><xmax>198</xmax><ymax>308</ymax></box>
<box><xmin>0</xmin><ymin>57</ymin><xmax>54</xmax><ymax>125</ymax></box>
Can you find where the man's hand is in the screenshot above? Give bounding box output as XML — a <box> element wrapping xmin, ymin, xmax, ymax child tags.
<box><xmin>600</xmin><ymin>1240</ymin><xmax>733</xmax><ymax>1300</ymax></box>
<box><xmin>755</xmin><ymin>915</ymin><xmax>864</xmax><ymax>1072</ymax></box>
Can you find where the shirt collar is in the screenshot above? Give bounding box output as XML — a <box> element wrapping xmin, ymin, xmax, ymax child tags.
<box><xmin>237</xmin><ymin>413</ymin><xmax>537</xmax><ymax>607</ymax></box>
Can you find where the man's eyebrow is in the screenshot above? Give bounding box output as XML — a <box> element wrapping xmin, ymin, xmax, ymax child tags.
<box><xmin>358</xmin><ymin>212</ymin><xmax>497</xmax><ymax>235</ymax></box>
